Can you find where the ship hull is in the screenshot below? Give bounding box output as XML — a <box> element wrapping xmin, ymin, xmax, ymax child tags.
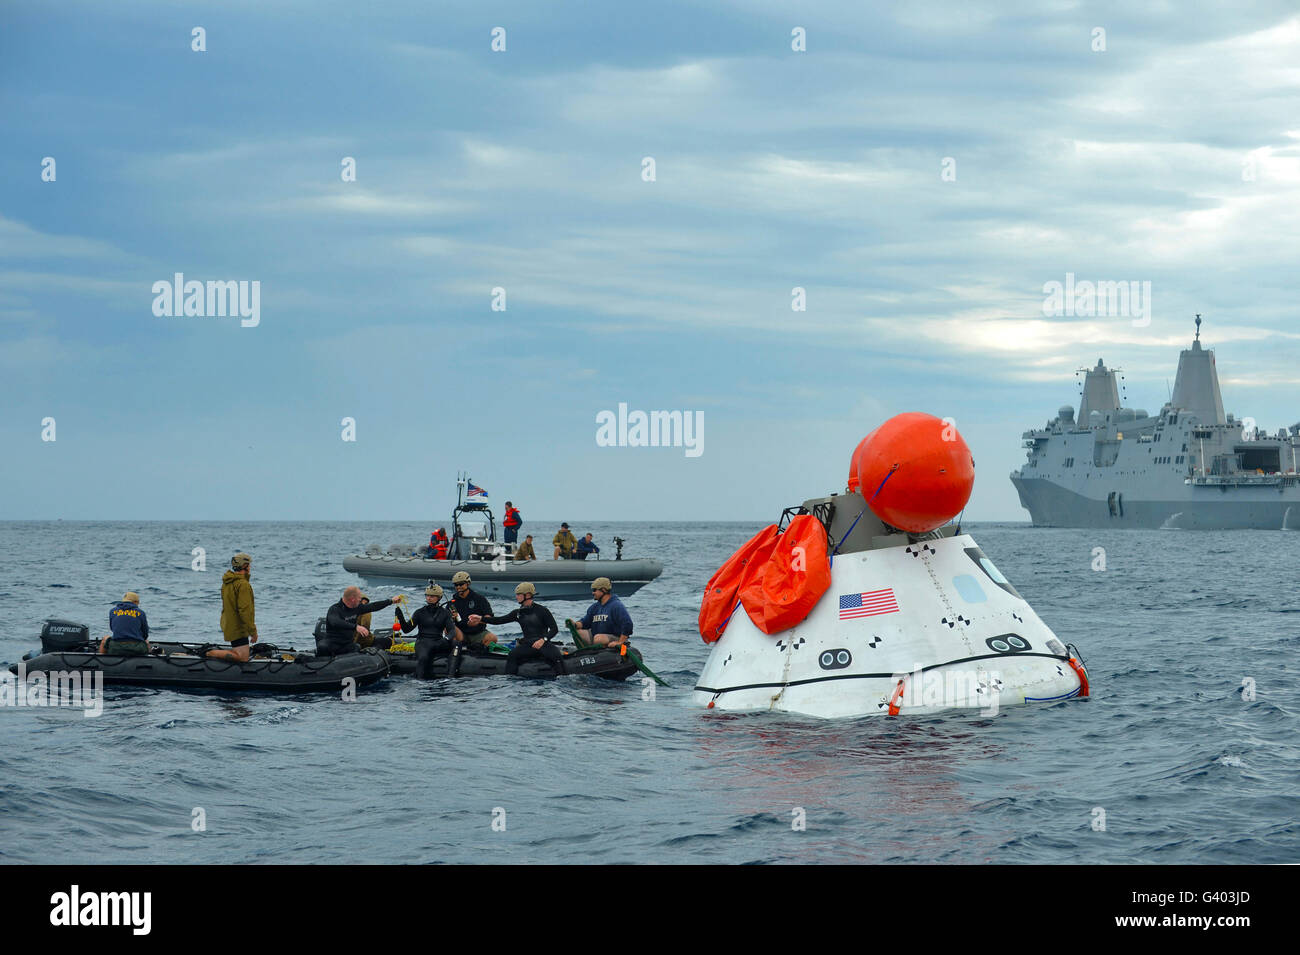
<box><xmin>1011</xmin><ymin>475</ymin><xmax>1300</xmax><ymax>529</ymax></box>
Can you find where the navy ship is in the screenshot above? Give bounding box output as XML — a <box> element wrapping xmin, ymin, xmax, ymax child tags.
<box><xmin>1011</xmin><ymin>317</ymin><xmax>1300</xmax><ymax>529</ymax></box>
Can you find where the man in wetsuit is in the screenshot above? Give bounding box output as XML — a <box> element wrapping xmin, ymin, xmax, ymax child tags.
<box><xmin>395</xmin><ymin>584</ymin><xmax>459</xmax><ymax>678</ymax></box>
<box><xmin>575</xmin><ymin>533</ymin><xmax>600</xmax><ymax>560</ymax></box>
<box><xmin>450</xmin><ymin>570</ymin><xmax>497</xmax><ymax>650</ymax></box>
<box><xmin>99</xmin><ymin>591</ymin><xmax>150</xmax><ymax>655</ymax></box>
<box><xmin>573</xmin><ymin>576</ymin><xmax>634</xmax><ymax>648</ymax></box>
<box><xmin>502</xmin><ymin>502</ymin><xmax>522</xmax><ymax>545</ymax></box>
<box><xmin>318</xmin><ymin>586</ymin><xmax>403</xmax><ymax>655</ymax></box>
<box><xmin>484</xmin><ymin>582</ymin><xmax>563</xmax><ymax>676</ymax></box>
<box><xmin>513</xmin><ymin>534</ymin><xmax>537</xmax><ymax>561</ymax></box>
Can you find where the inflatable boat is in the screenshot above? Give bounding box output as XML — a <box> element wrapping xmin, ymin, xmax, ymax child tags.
<box><xmin>381</xmin><ymin>642</ymin><xmax>641</xmax><ymax>680</ymax></box>
<box><xmin>14</xmin><ymin>620</ymin><xmax>390</xmax><ymax>693</ymax></box>
<box><xmin>343</xmin><ymin>475</ymin><xmax>663</xmax><ymax>599</ymax></box>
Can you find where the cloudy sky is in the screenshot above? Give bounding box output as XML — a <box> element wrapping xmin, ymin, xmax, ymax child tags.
<box><xmin>2</xmin><ymin>1</ymin><xmax>1298</xmax><ymax>521</ymax></box>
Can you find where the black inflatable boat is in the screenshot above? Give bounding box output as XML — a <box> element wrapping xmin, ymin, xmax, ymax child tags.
<box><xmin>14</xmin><ymin>620</ymin><xmax>389</xmax><ymax>693</ymax></box>
<box><xmin>381</xmin><ymin>642</ymin><xmax>640</xmax><ymax>680</ymax></box>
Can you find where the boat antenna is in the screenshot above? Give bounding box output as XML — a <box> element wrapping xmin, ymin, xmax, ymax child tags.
<box><xmin>1195</xmin><ymin>313</ymin><xmax>1201</xmax><ymax>342</ymax></box>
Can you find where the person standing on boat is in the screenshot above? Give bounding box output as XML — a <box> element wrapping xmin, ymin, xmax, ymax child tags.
<box><xmin>502</xmin><ymin>502</ymin><xmax>523</xmax><ymax>545</ymax></box>
<box><xmin>99</xmin><ymin>591</ymin><xmax>150</xmax><ymax>655</ymax></box>
<box><xmin>575</xmin><ymin>533</ymin><xmax>600</xmax><ymax>560</ymax></box>
<box><xmin>552</xmin><ymin>522</ymin><xmax>578</xmax><ymax>559</ymax></box>
<box><xmin>573</xmin><ymin>577</ymin><xmax>633</xmax><ymax>648</ymax></box>
<box><xmin>207</xmin><ymin>552</ymin><xmax>258</xmax><ymax>661</ymax></box>
<box><xmin>318</xmin><ymin>586</ymin><xmax>403</xmax><ymax>655</ymax></box>
<box><xmin>395</xmin><ymin>584</ymin><xmax>459</xmax><ymax>678</ymax></box>
<box><xmin>450</xmin><ymin>570</ymin><xmax>497</xmax><ymax>650</ymax></box>
<box><xmin>513</xmin><ymin>534</ymin><xmax>537</xmax><ymax>561</ymax></box>
<box><xmin>484</xmin><ymin>582</ymin><xmax>563</xmax><ymax>676</ymax></box>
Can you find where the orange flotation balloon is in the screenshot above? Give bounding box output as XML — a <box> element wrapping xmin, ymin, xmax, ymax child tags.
<box><xmin>846</xmin><ymin>429</ymin><xmax>876</xmax><ymax>493</ymax></box>
<box><xmin>856</xmin><ymin>412</ymin><xmax>974</xmax><ymax>533</ymax></box>
<box><xmin>697</xmin><ymin>525</ymin><xmax>781</xmax><ymax>643</ymax></box>
<box><xmin>739</xmin><ymin>515</ymin><xmax>831</xmax><ymax>635</ymax></box>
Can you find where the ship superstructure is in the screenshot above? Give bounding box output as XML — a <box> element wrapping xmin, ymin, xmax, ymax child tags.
<box><xmin>1011</xmin><ymin>317</ymin><xmax>1300</xmax><ymax>529</ymax></box>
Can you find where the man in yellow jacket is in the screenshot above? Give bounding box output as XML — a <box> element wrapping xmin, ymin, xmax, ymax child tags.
<box><xmin>552</xmin><ymin>523</ymin><xmax>577</xmax><ymax>559</ymax></box>
<box><xmin>208</xmin><ymin>552</ymin><xmax>259</xmax><ymax>661</ymax></box>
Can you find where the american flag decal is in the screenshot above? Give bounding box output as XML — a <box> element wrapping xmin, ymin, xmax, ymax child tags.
<box><xmin>839</xmin><ymin>588</ymin><xmax>899</xmax><ymax>620</ymax></box>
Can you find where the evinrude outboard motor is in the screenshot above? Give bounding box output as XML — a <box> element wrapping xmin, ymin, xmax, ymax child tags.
<box><xmin>41</xmin><ymin>619</ymin><xmax>91</xmax><ymax>653</ymax></box>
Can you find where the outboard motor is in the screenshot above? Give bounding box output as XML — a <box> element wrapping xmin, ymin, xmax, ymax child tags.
<box><xmin>41</xmin><ymin>619</ymin><xmax>91</xmax><ymax>653</ymax></box>
<box><xmin>312</xmin><ymin>617</ymin><xmax>327</xmax><ymax>643</ymax></box>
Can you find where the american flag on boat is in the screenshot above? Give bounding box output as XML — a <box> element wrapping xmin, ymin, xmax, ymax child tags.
<box><xmin>467</xmin><ymin>483</ymin><xmax>488</xmax><ymax>499</ymax></box>
<box><xmin>839</xmin><ymin>588</ymin><xmax>899</xmax><ymax>620</ymax></box>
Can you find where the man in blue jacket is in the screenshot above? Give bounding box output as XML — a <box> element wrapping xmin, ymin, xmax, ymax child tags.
<box><xmin>572</xmin><ymin>577</ymin><xmax>633</xmax><ymax>648</ymax></box>
<box><xmin>574</xmin><ymin>533</ymin><xmax>600</xmax><ymax>560</ymax></box>
<box><xmin>99</xmin><ymin>591</ymin><xmax>150</xmax><ymax>655</ymax></box>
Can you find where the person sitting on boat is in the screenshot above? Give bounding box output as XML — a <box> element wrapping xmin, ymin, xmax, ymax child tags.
<box><xmin>484</xmin><ymin>582</ymin><xmax>563</xmax><ymax>677</ymax></box>
<box><xmin>353</xmin><ymin>592</ymin><xmax>394</xmax><ymax>651</ymax></box>
<box><xmin>513</xmin><ymin>534</ymin><xmax>537</xmax><ymax>561</ymax></box>
<box><xmin>395</xmin><ymin>584</ymin><xmax>459</xmax><ymax>678</ymax></box>
<box><xmin>573</xmin><ymin>577</ymin><xmax>634</xmax><ymax>648</ymax></box>
<box><xmin>575</xmin><ymin>533</ymin><xmax>600</xmax><ymax>560</ymax></box>
<box><xmin>207</xmin><ymin>552</ymin><xmax>258</xmax><ymax>661</ymax></box>
<box><xmin>430</xmin><ymin>528</ymin><xmax>449</xmax><ymax>560</ymax></box>
<box><xmin>502</xmin><ymin>502</ymin><xmax>523</xmax><ymax>544</ymax></box>
<box><xmin>552</xmin><ymin>522</ymin><xmax>578</xmax><ymax>559</ymax></box>
<box><xmin>318</xmin><ymin>586</ymin><xmax>403</xmax><ymax>655</ymax></box>
<box><xmin>99</xmin><ymin>591</ymin><xmax>150</xmax><ymax>655</ymax></box>
<box><xmin>450</xmin><ymin>571</ymin><xmax>498</xmax><ymax>651</ymax></box>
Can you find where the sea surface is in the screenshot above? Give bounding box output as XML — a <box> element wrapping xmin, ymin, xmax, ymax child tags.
<box><xmin>1</xmin><ymin>520</ymin><xmax>1296</xmax><ymax>864</ymax></box>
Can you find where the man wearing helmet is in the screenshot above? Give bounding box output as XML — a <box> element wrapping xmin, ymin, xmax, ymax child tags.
<box><xmin>449</xmin><ymin>570</ymin><xmax>497</xmax><ymax>650</ymax></box>
<box><xmin>572</xmin><ymin>577</ymin><xmax>634</xmax><ymax>648</ymax></box>
<box><xmin>395</xmin><ymin>584</ymin><xmax>459</xmax><ymax>678</ymax></box>
<box><xmin>484</xmin><ymin>582</ymin><xmax>563</xmax><ymax>676</ymax></box>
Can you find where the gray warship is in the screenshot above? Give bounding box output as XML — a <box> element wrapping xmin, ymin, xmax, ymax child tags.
<box><xmin>1011</xmin><ymin>317</ymin><xmax>1300</xmax><ymax>529</ymax></box>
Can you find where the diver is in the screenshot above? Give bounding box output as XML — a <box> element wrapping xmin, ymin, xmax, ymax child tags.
<box><xmin>572</xmin><ymin>576</ymin><xmax>634</xmax><ymax>648</ymax></box>
<box><xmin>484</xmin><ymin>582</ymin><xmax>564</xmax><ymax>676</ymax></box>
<box><xmin>395</xmin><ymin>584</ymin><xmax>459</xmax><ymax>678</ymax></box>
<box><xmin>450</xmin><ymin>571</ymin><xmax>497</xmax><ymax>651</ymax></box>
<box><xmin>318</xmin><ymin>586</ymin><xmax>403</xmax><ymax>655</ymax></box>
<box><xmin>99</xmin><ymin>591</ymin><xmax>150</xmax><ymax>655</ymax></box>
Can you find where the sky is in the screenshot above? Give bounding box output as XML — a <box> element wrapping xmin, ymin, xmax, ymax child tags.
<box><xmin>2</xmin><ymin>1</ymin><xmax>1299</xmax><ymax>522</ymax></box>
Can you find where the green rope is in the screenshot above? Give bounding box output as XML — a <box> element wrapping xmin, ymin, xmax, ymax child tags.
<box><xmin>565</xmin><ymin>620</ymin><xmax>668</xmax><ymax>686</ymax></box>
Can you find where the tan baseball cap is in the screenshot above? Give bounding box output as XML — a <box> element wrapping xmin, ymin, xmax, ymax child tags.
<box><xmin>122</xmin><ymin>592</ymin><xmax>140</xmax><ymax>603</ymax></box>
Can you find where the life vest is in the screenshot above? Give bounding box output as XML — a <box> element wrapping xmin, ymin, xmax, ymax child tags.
<box><xmin>739</xmin><ymin>514</ymin><xmax>831</xmax><ymax>635</ymax></box>
<box><xmin>504</xmin><ymin>507</ymin><xmax>522</xmax><ymax>528</ymax></box>
<box><xmin>697</xmin><ymin>525</ymin><xmax>781</xmax><ymax>643</ymax></box>
<box><xmin>434</xmin><ymin>542</ymin><xmax>448</xmax><ymax>559</ymax></box>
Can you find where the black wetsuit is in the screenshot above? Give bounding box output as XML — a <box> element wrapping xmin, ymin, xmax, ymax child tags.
<box><xmin>451</xmin><ymin>589</ymin><xmax>494</xmax><ymax>649</ymax></box>
<box><xmin>485</xmin><ymin>602</ymin><xmax>563</xmax><ymax>676</ymax></box>
<box><xmin>396</xmin><ymin>604</ymin><xmax>457</xmax><ymax>679</ymax></box>
<box><xmin>318</xmin><ymin>597</ymin><xmax>395</xmax><ymax>655</ymax></box>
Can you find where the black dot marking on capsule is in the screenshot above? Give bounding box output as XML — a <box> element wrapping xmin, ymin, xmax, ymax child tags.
<box><xmin>794</xmin><ymin>637</ymin><xmax>806</xmax><ymax>650</ymax></box>
<box><xmin>1012</xmin><ymin>612</ymin><xmax>1024</xmax><ymax>623</ymax></box>
<box><xmin>867</xmin><ymin>636</ymin><xmax>883</xmax><ymax>648</ymax></box>
<box><xmin>723</xmin><ymin>654</ymin><xmax>732</xmax><ymax>667</ymax></box>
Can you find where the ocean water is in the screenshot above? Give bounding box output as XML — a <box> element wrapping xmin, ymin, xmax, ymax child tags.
<box><xmin>1</xmin><ymin>520</ymin><xmax>1296</xmax><ymax>864</ymax></box>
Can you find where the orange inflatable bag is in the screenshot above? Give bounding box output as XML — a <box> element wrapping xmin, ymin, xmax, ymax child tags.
<box><xmin>740</xmin><ymin>515</ymin><xmax>831</xmax><ymax>635</ymax></box>
<box><xmin>697</xmin><ymin>525</ymin><xmax>781</xmax><ymax>643</ymax></box>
